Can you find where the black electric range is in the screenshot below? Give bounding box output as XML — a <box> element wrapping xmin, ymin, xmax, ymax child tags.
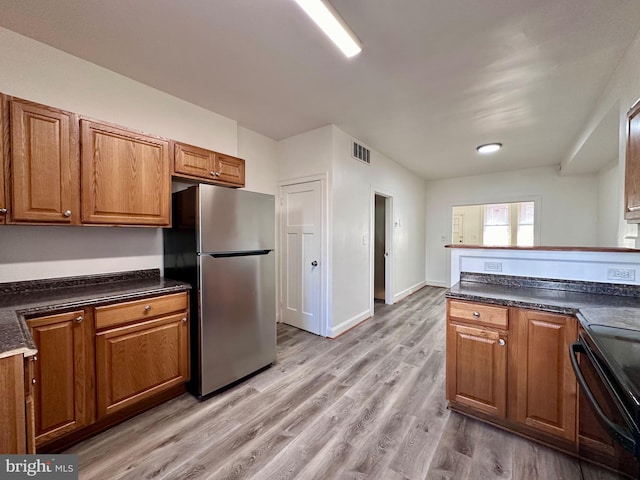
<box><xmin>572</xmin><ymin>324</ymin><xmax>640</xmax><ymax>457</ymax></box>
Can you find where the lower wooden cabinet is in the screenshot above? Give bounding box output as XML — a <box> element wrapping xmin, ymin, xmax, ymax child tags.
<box><xmin>26</xmin><ymin>310</ymin><xmax>93</xmax><ymax>447</ymax></box>
<box><xmin>447</xmin><ymin>300</ymin><xmax>584</xmax><ymax>449</ymax></box>
<box><xmin>513</xmin><ymin>309</ymin><xmax>577</xmax><ymax>442</ymax></box>
<box><xmin>19</xmin><ymin>291</ymin><xmax>189</xmax><ymax>452</ymax></box>
<box><xmin>0</xmin><ymin>354</ymin><xmax>27</xmax><ymax>453</ymax></box>
<box><xmin>96</xmin><ymin>312</ymin><xmax>189</xmax><ymax>418</ymax></box>
<box><xmin>446</xmin><ymin>323</ymin><xmax>507</xmax><ymax>418</ymax></box>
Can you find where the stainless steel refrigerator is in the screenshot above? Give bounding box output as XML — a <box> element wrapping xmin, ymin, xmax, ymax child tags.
<box><xmin>163</xmin><ymin>184</ymin><xmax>276</xmax><ymax>398</ymax></box>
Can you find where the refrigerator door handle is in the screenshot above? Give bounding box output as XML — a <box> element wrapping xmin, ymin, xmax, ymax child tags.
<box><xmin>204</xmin><ymin>250</ymin><xmax>273</xmax><ymax>258</ymax></box>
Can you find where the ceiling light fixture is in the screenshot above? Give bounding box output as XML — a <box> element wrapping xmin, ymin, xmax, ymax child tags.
<box><xmin>293</xmin><ymin>0</ymin><xmax>362</xmax><ymax>58</ymax></box>
<box><xmin>476</xmin><ymin>143</ymin><xmax>502</xmax><ymax>154</ymax></box>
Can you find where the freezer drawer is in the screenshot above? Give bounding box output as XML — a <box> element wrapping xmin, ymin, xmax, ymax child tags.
<box><xmin>197</xmin><ymin>252</ymin><xmax>276</xmax><ymax>396</ymax></box>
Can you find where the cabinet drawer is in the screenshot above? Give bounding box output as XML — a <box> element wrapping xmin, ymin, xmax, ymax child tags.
<box><xmin>95</xmin><ymin>292</ymin><xmax>188</xmax><ymax>330</ymax></box>
<box><xmin>448</xmin><ymin>299</ymin><xmax>508</xmax><ymax>329</ymax></box>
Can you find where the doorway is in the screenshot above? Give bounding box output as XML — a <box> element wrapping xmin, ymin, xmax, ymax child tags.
<box><xmin>371</xmin><ymin>191</ymin><xmax>393</xmax><ymax>310</ymax></box>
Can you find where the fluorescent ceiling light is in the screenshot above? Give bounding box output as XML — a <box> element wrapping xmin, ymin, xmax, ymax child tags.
<box><xmin>293</xmin><ymin>0</ymin><xmax>362</xmax><ymax>58</ymax></box>
<box><xmin>476</xmin><ymin>143</ymin><xmax>502</xmax><ymax>154</ymax></box>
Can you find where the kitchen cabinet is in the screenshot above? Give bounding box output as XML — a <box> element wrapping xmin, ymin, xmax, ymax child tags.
<box><xmin>0</xmin><ymin>354</ymin><xmax>27</xmax><ymax>453</ymax></box>
<box><xmin>446</xmin><ymin>300</ymin><xmax>578</xmax><ymax>445</ymax></box>
<box><xmin>26</xmin><ymin>309</ymin><xmax>93</xmax><ymax>447</ymax></box>
<box><xmin>8</xmin><ymin>98</ymin><xmax>80</xmax><ymax>224</ymax></box>
<box><xmin>173</xmin><ymin>141</ymin><xmax>245</xmax><ymax>187</ymax></box>
<box><xmin>625</xmin><ymin>99</ymin><xmax>640</xmax><ymax>222</ymax></box>
<box><xmin>0</xmin><ymin>96</ymin><xmax>7</xmax><ymax>224</ymax></box>
<box><xmin>446</xmin><ymin>300</ymin><xmax>508</xmax><ymax>418</ymax></box>
<box><xmin>215</xmin><ymin>153</ymin><xmax>245</xmax><ymax>186</ymax></box>
<box><xmin>95</xmin><ymin>292</ymin><xmax>189</xmax><ymax>418</ymax></box>
<box><xmin>513</xmin><ymin>309</ymin><xmax>577</xmax><ymax>442</ymax></box>
<box><xmin>80</xmin><ymin>119</ymin><xmax>171</xmax><ymax>226</ymax></box>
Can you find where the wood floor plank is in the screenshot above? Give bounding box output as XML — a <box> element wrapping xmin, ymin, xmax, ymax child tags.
<box><xmin>64</xmin><ymin>286</ymin><xmax>627</xmax><ymax>480</ymax></box>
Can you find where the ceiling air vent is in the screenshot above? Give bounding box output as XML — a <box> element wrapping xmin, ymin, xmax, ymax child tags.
<box><xmin>352</xmin><ymin>140</ymin><xmax>371</xmax><ymax>165</ymax></box>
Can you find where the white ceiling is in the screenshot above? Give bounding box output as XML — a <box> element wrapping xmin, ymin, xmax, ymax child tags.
<box><xmin>0</xmin><ymin>0</ymin><xmax>639</xmax><ymax>180</ymax></box>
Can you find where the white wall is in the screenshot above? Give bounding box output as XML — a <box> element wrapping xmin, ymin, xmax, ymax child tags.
<box><xmin>0</xmin><ymin>28</ymin><xmax>279</xmax><ymax>282</ymax></box>
<box><xmin>330</xmin><ymin>127</ymin><xmax>426</xmax><ymax>336</ymax></box>
<box><xmin>450</xmin><ymin>248</ymin><xmax>640</xmax><ymax>287</ymax></box>
<box><xmin>278</xmin><ymin>125</ymin><xmax>333</xmax><ymax>181</ymax></box>
<box><xmin>597</xmin><ymin>162</ymin><xmax>623</xmax><ymax>247</ymax></box>
<box><xmin>566</xmin><ymin>28</ymin><xmax>640</xmax><ymax>248</ymax></box>
<box><xmin>237</xmin><ymin>126</ymin><xmax>279</xmax><ymax>195</ymax></box>
<box><xmin>425</xmin><ymin>166</ymin><xmax>599</xmax><ymax>286</ymax></box>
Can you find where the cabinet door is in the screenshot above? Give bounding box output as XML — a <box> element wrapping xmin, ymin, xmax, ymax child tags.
<box><xmin>215</xmin><ymin>153</ymin><xmax>245</xmax><ymax>186</ymax></box>
<box><xmin>0</xmin><ymin>355</ymin><xmax>26</xmax><ymax>453</ymax></box>
<box><xmin>174</xmin><ymin>142</ymin><xmax>216</xmax><ymax>179</ymax></box>
<box><xmin>10</xmin><ymin>99</ymin><xmax>80</xmax><ymax>224</ymax></box>
<box><xmin>446</xmin><ymin>323</ymin><xmax>507</xmax><ymax>418</ymax></box>
<box><xmin>625</xmin><ymin>101</ymin><xmax>640</xmax><ymax>222</ymax></box>
<box><xmin>96</xmin><ymin>313</ymin><xmax>189</xmax><ymax>418</ymax></box>
<box><xmin>0</xmin><ymin>96</ymin><xmax>7</xmax><ymax>224</ymax></box>
<box><xmin>80</xmin><ymin>120</ymin><xmax>170</xmax><ymax>226</ymax></box>
<box><xmin>27</xmin><ymin>310</ymin><xmax>92</xmax><ymax>446</ymax></box>
<box><xmin>514</xmin><ymin>309</ymin><xmax>577</xmax><ymax>441</ymax></box>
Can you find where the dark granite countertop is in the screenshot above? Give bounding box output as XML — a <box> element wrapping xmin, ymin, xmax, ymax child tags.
<box><xmin>0</xmin><ymin>269</ymin><xmax>190</xmax><ymax>359</ymax></box>
<box><xmin>447</xmin><ymin>272</ymin><xmax>640</xmax><ymax>331</ymax></box>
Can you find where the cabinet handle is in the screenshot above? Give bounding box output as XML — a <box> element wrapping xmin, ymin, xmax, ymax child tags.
<box><xmin>76</xmin><ymin>315</ymin><xmax>84</xmax><ymax>323</ymax></box>
<box><xmin>182</xmin><ymin>317</ymin><xmax>187</xmax><ymax>323</ymax></box>
<box><xmin>472</xmin><ymin>311</ymin><xmax>480</xmax><ymax>318</ymax></box>
<box><xmin>31</xmin><ymin>378</ymin><xmax>36</xmax><ymax>385</ymax></box>
<box><xmin>144</xmin><ymin>305</ymin><xmax>151</xmax><ymax>312</ymax></box>
<box><xmin>63</xmin><ymin>210</ymin><xmax>72</xmax><ymax>217</ymax></box>
<box><xmin>0</xmin><ymin>208</ymin><xmax>6</xmax><ymax>214</ymax></box>
<box><xmin>210</xmin><ymin>171</ymin><xmax>216</xmax><ymax>176</ymax></box>
<box><xmin>32</xmin><ymin>356</ymin><xmax>37</xmax><ymax>362</ymax></box>
<box><xmin>498</xmin><ymin>339</ymin><xmax>506</xmax><ymax>346</ymax></box>
<box><xmin>214</xmin><ymin>172</ymin><xmax>221</xmax><ymax>177</ymax></box>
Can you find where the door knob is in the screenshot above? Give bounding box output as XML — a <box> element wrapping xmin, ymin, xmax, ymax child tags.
<box><xmin>311</xmin><ymin>261</ymin><xmax>318</xmax><ymax>267</ymax></box>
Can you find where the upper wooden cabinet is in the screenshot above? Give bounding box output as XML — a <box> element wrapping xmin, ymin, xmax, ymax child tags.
<box><xmin>513</xmin><ymin>309</ymin><xmax>577</xmax><ymax>442</ymax></box>
<box><xmin>8</xmin><ymin>98</ymin><xmax>80</xmax><ymax>224</ymax></box>
<box><xmin>0</xmin><ymin>96</ymin><xmax>7</xmax><ymax>224</ymax></box>
<box><xmin>625</xmin><ymin>100</ymin><xmax>640</xmax><ymax>222</ymax></box>
<box><xmin>81</xmin><ymin>120</ymin><xmax>171</xmax><ymax>226</ymax></box>
<box><xmin>216</xmin><ymin>153</ymin><xmax>245</xmax><ymax>186</ymax></box>
<box><xmin>174</xmin><ymin>142</ymin><xmax>216</xmax><ymax>179</ymax></box>
<box><xmin>173</xmin><ymin>141</ymin><xmax>245</xmax><ymax>187</ymax></box>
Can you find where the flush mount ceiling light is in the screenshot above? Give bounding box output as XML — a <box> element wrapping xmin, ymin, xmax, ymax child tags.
<box><xmin>476</xmin><ymin>143</ymin><xmax>502</xmax><ymax>154</ymax></box>
<box><xmin>293</xmin><ymin>0</ymin><xmax>362</xmax><ymax>58</ymax></box>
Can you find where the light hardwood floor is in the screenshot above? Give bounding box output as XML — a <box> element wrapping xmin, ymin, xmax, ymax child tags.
<box><xmin>66</xmin><ymin>286</ymin><xmax>625</xmax><ymax>479</ymax></box>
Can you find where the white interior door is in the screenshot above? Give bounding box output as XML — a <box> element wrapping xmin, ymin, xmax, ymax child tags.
<box><xmin>452</xmin><ymin>213</ymin><xmax>464</xmax><ymax>244</ymax></box>
<box><xmin>280</xmin><ymin>180</ymin><xmax>322</xmax><ymax>335</ymax></box>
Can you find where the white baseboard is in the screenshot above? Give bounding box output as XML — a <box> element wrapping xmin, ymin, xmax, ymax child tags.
<box><xmin>393</xmin><ymin>280</ymin><xmax>427</xmax><ymax>303</ymax></box>
<box><xmin>328</xmin><ymin>309</ymin><xmax>371</xmax><ymax>338</ymax></box>
<box><xmin>424</xmin><ymin>280</ymin><xmax>448</xmax><ymax>288</ymax></box>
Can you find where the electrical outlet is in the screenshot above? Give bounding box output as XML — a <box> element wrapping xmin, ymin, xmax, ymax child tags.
<box><xmin>607</xmin><ymin>268</ymin><xmax>635</xmax><ymax>281</ymax></box>
<box><xmin>484</xmin><ymin>261</ymin><xmax>502</xmax><ymax>272</ymax></box>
